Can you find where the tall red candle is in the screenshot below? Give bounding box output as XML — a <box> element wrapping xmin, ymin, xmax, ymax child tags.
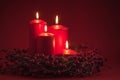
<box><xmin>48</xmin><ymin>15</ymin><xmax>68</xmax><ymax>55</ymax></box>
<box><xmin>29</xmin><ymin>12</ymin><xmax>46</xmax><ymax>53</ymax></box>
<box><xmin>36</xmin><ymin>25</ymin><xmax>54</xmax><ymax>55</ymax></box>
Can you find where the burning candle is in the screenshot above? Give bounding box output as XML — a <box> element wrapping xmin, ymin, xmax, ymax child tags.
<box><xmin>36</xmin><ymin>25</ymin><xmax>54</xmax><ymax>55</ymax></box>
<box><xmin>30</xmin><ymin>12</ymin><xmax>46</xmax><ymax>38</ymax></box>
<box><xmin>29</xmin><ymin>12</ymin><xmax>46</xmax><ymax>53</ymax></box>
<box><xmin>48</xmin><ymin>15</ymin><xmax>68</xmax><ymax>55</ymax></box>
<box><xmin>63</xmin><ymin>40</ymin><xmax>78</xmax><ymax>55</ymax></box>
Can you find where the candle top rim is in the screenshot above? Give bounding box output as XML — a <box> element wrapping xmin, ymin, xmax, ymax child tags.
<box><xmin>49</xmin><ymin>25</ymin><xmax>68</xmax><ymax>30</ymax></box>
<box><xmin>30</xmin><ymin>19</ymin><xmax>46</xmax><ymax>24</ymax></box>
<box><xmin>38</xmin><ymin>33</ymin><xmax>54</xmax><ymax>36</ymax></box>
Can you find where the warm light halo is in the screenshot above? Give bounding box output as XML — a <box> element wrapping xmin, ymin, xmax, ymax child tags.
<box><xmin>36</xmin><ymin>12</ymin><xmax>39</xmax><ymax>19</ymax></box>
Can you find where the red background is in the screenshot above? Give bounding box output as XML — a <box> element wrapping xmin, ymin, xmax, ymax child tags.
<box><xmin>0</xmin><ymin>0</ymin><xmax>120</xmax><ymax>69</ymax></box>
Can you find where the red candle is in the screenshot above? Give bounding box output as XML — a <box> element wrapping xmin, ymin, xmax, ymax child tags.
<box><xmin>48</xmin><ymin>15</ymin><xmax>68</xmax><ymax>55</ymax></box>
<box><xmin>36</xmin><ymin>25</ymin><xmax>54</xmax><ymax>55</ymax></box>
<box><xmin>63</xmin><ymin>40</ymin><xmax>78</xmax><ymax>55</ymax></box>
<box><xmin>29</xmin><ymin>12</ymin><xmax>46</xmax><ymax>53</ymax></box>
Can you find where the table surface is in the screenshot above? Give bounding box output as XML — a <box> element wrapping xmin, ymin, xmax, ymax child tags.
<box><xmin>0</xmin><ymin>63</ymin><xmax>120</xmax><ymax>80</ymax></box>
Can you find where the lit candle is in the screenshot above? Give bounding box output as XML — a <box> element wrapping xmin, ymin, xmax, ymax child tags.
<box><xmin>48</xmin><ymin>15</ymin><xmax>68</xmax><ymax>55</ymax></box>
<box><xmin>63</xmin><ymin>40</ymin><xmax>78</xmax><ymax>55</ymax></box>
<box><xmin>36</xmin><ymin>25</ymin><xmax>54</xmax><ymax>55</ymax></box>
<box><xmin>30</xmin><ymin>12</ymin><xmax>46</xmax><ymax>37</ymax></box>
<box><xmin>29</xmin><ymin>12</ymin><xmax>46</xmax><ymax>53</ymax></box>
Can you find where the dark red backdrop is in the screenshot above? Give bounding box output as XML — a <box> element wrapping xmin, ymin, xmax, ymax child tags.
<box><xmin>0</xmin><ymin>0</ymin><xmax>120</xmax><ymax>65</ymax></box>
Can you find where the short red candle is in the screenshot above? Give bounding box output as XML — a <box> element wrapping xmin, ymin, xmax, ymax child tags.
<box><xmin>63</xmin><ymin>40</ymin><xmax>78</xmax><ymax>55</ymax></box>
<box><xmin>36</xmin><ymin>25</ymin><xmax>54</xmax><ymax>55</ymax></box>
<box><xmin>29</xmin><ymin>12</ymin><xmax>46</xmax><ymax>53</ymax></box>
<box><xmin>48</xmin><ymin>15</ymin><xmax>68</xmax><ymax>55</ymax></box>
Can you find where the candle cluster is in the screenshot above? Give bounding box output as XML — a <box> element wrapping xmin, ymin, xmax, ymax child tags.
<box><xmin>0</xmin><ymin>12</ymin><xmax>106</xmax><ymax>77</ymax></box>
<box><xmin>29</xmin><ymin>12</ymin><xmax>77</xmax><ymax>55</ymax></box>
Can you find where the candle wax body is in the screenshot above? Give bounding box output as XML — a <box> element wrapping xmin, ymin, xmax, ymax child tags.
<box><xmin>29</xmin><ymin>19</ymin><xmax>46</xmax><ymax>53</ymax></box>
<box><xmin>36</xmin><ymin>33</ymin><xmax>54</xmax><ymax>55</ymax></box>
<box><xmin>48</xmin><ymin>25</ymin><xmax>68</xmax><ymax>55</ymax></box>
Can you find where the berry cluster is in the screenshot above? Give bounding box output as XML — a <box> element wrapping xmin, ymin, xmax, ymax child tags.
<box><xmin>0</xmin><ymin>48</ymin><xmax>105</xmax><ymax>77</ymax></box>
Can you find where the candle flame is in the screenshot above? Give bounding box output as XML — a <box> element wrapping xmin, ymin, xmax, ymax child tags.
<box><xmin>44</xmin><ymin>25</ymin><xmax>47</xmax><ymax>32</ymax></box>
<box><xmin>66</xmin><ymin>40</ymin><xmax>69</xmax><ymax>49</ymax></box>
<box><xmin>55</xmin><ymin>15</ymin><xmax>59</xmax><ymax>24</ymax></box>
<box><xmin>36</xmin><ymin>12</ymin><xmax>39</xmax><ymax>19</ymax></box>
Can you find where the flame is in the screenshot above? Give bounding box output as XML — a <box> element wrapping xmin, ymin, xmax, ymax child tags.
<box><xmin>36</xmin><ymin>12</ymin><xmax>39</xmax><ymax>19</ymax></box>
<box><xmin>55</xmin><ymin>15</ymin><xmax>59</xmax><ymax>24</ymax></box>
<box><xmin>66</xmin><ymin>40</ymin><xmax>69</xmax><ymax>49</ymax></box>
<box><xmin>44</xmin><ymin>25</ymin><xmax>47</xmax><ymax>32</ymax></box>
